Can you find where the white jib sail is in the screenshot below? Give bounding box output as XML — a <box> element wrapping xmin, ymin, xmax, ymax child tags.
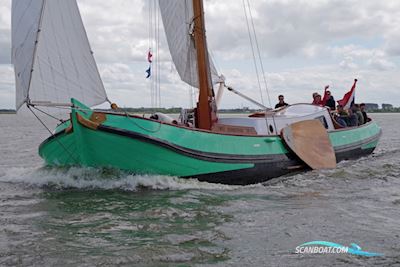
<box><xmin>158</xmin><ymin>0</ymin><xmax>221</xmax><ymax>89</ymax></box>
<box><xmin>12</xmin><ymin>0</ymin><xmax>108</xmax><ymax>111</ymax></box>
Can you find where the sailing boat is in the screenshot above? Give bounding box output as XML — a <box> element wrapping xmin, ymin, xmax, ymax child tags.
<box><xmin>12</xmin><ymin>0</ymin><xmax>381</xmax><ymax>185</ymax></box>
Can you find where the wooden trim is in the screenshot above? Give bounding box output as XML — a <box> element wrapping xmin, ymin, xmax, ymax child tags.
<box><xmin>76</xmin><ymin>113</ymin><xmax>100</xmax><ymax>130</ymax></box>
<box><xmin>65</xmin><ymin>123</ymin><xmax>73</xmax><ymax>134</ymax></box>
<box><xmin>211</xmin><ymin>123</ymin><xmax>257</xmax><ymax>136</ymax></box>
<box><xmin>76</xmin><ymin>112</ymin><xmax>107</xmax><ymax>131</ymax></box>
<box><xmin>90</xmin><ymin>112</ymin><xmax>107</xmax><ymax>124</ymax></box>
<box><xmin>64</xmin><ymin>114</ymin><xmax>73</xmax><ymax>134</ymax></box>
<box><xmin>96</xmin><ymin>110</ymin><xmax>279</xmax><ymax>137</ymax></box>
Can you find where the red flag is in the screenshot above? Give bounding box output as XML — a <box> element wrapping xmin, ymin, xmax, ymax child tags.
<box><xmin>147</xmin><ymin>50</ymin><xmax>153</xmax><ymax>63</ymax></box>
<box><xmin>337</xmin><ymin>79</ymin><xmax>357</xmax><ymax>109</ymax></box>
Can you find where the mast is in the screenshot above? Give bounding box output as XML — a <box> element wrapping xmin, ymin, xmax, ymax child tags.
<box><xmin>192</xmin><ymin>0</ymin><xmax>216</xmax><ymax>130</ymax></box>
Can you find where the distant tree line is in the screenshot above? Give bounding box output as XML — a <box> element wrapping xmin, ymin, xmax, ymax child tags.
<box><xmin>0</xmin><ymin>109</ymin><xmax>16</xmax><ymax>114</ymax></box>
<box><xmin>2</xmin><ymin>104</ymin><xmax>400</xmax><ymax>114</ymax></box>
<box><xmin>368</xmin><ymin>107</ymin><xmax>400</xmax><ymax>113</ymax></box>
<box><xmin>365</xmin><ymin>103</ymin><xmax>400</xmax><ymax>113</ymax></box>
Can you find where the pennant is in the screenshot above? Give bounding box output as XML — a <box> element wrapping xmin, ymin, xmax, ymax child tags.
<box><xmin>145</xmin><ymin>66</ymin><xmax>151</xmax><ymax>78</ymax></box>
<box><xmin>147</xmin><ymin>50</ymin><xmax>153</xmax><ymax>63</ymax></box>
<box><xmin>337</xmin><ymin>79</ymin><xmax>357</xmax><ymax>109</ymax></box>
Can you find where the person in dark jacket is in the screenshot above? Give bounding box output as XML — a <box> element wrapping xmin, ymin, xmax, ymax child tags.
<box><xmin>324</xmin><ymin>90</ymin><xmax>336</xmax><ymax>110</ymax></box>
<box><xmin>275</xmin><ymin>95</ymin><xmax>289</xmax><ymax>108</ymax></box>
<box><xmin>320</xmin><ymin>85</ymin><xmax>335</xmax><ymax>110</ymax></box>
<box><xmin>351</xmin><ymin>104</ymin><xmax>364</xmax><ymax>125</ymax></box>
<box><xmin>335</xmin><ymin>104</ymin><xmax>348</xmax><ymax>127</ymax></box>
<box><xmin>360</xmin><ymin>103</ymin><xmax>369</xmax><ymax>123</ymax></box>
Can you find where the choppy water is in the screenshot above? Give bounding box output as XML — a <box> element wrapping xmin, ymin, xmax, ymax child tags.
<box><xmin>1</xmin><ymin>113</ymin><xmax>400</xmax><ymax>266</ymax></box>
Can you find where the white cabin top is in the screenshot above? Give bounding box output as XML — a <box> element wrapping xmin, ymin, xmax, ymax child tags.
<box><xmin>218</xmin><ymin>104</ymin><xmax>335</xmax><ymax>135</ymax></box>
<box><xmin>273</xmin><ymin>104</ymin><xmax>328</xmax><ymax>117</ymax></box>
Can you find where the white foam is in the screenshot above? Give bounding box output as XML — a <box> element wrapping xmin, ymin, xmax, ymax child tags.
<box><xmin>0</xmin><ymin>166</ymin><xmax>253</xmax><ymax>191</ymax></box>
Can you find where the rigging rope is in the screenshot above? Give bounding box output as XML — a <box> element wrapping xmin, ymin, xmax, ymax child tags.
<box><xmin>148</xmin><ymin>0</ymin><xmax>162</xmax><ymax>109</ymax></box>
<box><xmin>245</xmin><ymin>0</ymin><xmax>274</xmax><ymax>110</ymax></box>
<box><xmin>31</xmin><ymin>105</ymin><xmax>65</xmax><ymax>123</ymax></box>
<box><xmin>30</xmin><ymin>103</ymin><xmax>162</xmax><ymax>135</ymax></box>
<box><xmin>148</xmin><ymin>0</ymin><xmax>154</xmax><ymax>108</ymax></box>
<box><xmin>242</xmin><ymin>0</ymin><xmax>264</xmax><ymax>106</ymax></box>
<box><xmin>27</xmin><ymin>105</ymin><xmax>79</xmax><ymax>164</ymax></box>
<box><xmin>242</xmin><ymin>0</ymin><xmax>277</xmax><ymax>133</ymax></box>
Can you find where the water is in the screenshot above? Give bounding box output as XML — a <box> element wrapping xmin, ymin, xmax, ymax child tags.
<box><xmin>1</xmin><ymin>113</ymin><xmax>400</xmax><ymax>266</ymax></box>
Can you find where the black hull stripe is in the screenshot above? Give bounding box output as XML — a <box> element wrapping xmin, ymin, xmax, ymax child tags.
<box><xmin>188</xmin><ymin>147</ymin><xmax>377</xmax><ymax>185</ymax></box>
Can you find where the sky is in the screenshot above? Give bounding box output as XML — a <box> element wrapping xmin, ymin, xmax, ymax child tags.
<box><xmin>0</xmin><ymin>0</ymin><xmax>399</xmax><ymax>109</ymax></box>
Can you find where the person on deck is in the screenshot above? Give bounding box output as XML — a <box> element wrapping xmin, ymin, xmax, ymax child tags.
<box><xmin>347</xmin><ymin>108</ymin><xmax>358</xmax><ymax>127</ymax></box>
<box><xmin>312</xmin><ymin>93</ymin><xmax>322</xmax><ymax>105</ymax></box>
<box><xmin>351</xmin><ymin>104</ymin><xmax>364</xmax><ymax>126</ymax></box>
<box><xmin>322</xmin><ymin>89</ymin><xmax>336</xmax><ymax>110</ymax></box>
<box><xmin>360</xmin><ymin>103</ymin><xmax>369</xmax><ymax>124</ymax></box>
<box><xmin>335</xmin><ymin>104</ymin><xmax>348</xmax><ymax>127</ymax></box>
<box><xmin>275</xmin><ymin>95</ymin><xmax>289</xmax><ymax>109</ymax></box>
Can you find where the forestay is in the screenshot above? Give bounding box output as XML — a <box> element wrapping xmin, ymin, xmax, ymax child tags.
<box><xmin>12</xmin><ymin>0</ymin><xmax>108</xmax><ymax>111</ymax></box>
<box><xmin>158</xmin><ymin>0</ymin><xmax>221</xmax><ymax>89</ymax></box>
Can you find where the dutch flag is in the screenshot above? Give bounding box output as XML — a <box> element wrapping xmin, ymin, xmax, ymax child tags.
<box><xmin>337</xmin><ymin>79</ymin><xmax>357</xmax><ymax>109</ymax></box>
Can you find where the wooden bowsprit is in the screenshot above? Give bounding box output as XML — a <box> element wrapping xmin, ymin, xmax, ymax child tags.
<box><xmin>281</xmin><ymin>120</ymin><xmax>337</xmax><ymax>170</ymax></box>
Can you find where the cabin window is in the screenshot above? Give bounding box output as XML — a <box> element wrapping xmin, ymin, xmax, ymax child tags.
<box><xmin>315</xmin><ymin>116</ymin><xmax>328</xmax><ymax>129</ymax></box>
<box><xmin>269</xmin><ymin>125</ymin><xmax>274</xmax><ymax>134</ymax></box>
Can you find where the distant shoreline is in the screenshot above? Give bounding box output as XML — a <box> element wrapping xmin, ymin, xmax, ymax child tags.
<box><xmin>1</xmin><ymin>109</ymin><xmax>399</xmax><ymax>115</ymax></box>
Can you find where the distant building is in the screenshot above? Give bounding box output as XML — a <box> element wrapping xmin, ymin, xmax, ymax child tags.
<box><xmin>382</xmin><ymin>103</ymin><xmax>393</xmax><ymax>110</ymax></box>
<box><xmin>364</xmin><ymin>103</ymin><xmax>379</xmax><ymax>111</ymax></box>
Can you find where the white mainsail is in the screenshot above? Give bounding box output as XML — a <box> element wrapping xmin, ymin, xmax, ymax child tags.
<box><xmin>158</xmin><ymin>0</ymin><xmax>221</xmax><ymax>89</ymax></box>
<box><xmin>12</xmin><ymin>0</ymin><xmax>108</xmax><ymax>111</ymax></box>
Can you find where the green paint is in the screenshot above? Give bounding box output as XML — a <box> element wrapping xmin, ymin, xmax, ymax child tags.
<box><xmin>361</xmin><ymin>140</ymin><xmax>379</xmax><ymax>150</ymax></box>
<box><xmin>328</xmin><ymin>123</ymin><xmax>381</xmax><ymax>148</ymax></box>
<box><xmin>39</xmin><ymin>99</ymin><xmax>381</xmax><ymax>177</ymax></box>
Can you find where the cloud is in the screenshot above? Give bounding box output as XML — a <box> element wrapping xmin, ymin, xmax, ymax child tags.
<box><xmin>329</xmin><ymin>45</ymin><xmax>396</xmax><ymax>71</ymax></box>
<box><xmin>1</xmin><ymin>0</ymin><xmax>399</xmax><ymax>109</ymax></box>
<box><xmin>0</xmin><ymin>1</ymin><xmax>11</xmax><ymax>64</ymax></box>
<box><xmin>384</xmin><ymin>28</ymin><xmax>400</xmax><ymax>56</ymax></box>
<box><xmin>205</xmin><ymin>0</ymin><xmax>400</xmax><ymax>59</ymax></box>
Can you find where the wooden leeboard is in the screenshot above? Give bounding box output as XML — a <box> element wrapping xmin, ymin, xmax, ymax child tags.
<box><xmin>281</xmin><ymin>120</ymin><xmax>337</xmax><ymax>170</ymax></box>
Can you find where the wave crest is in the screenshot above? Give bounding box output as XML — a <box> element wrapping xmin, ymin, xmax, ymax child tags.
<box><xmin>0</xmin><ymin>166</ymin><xmax>243</xmax><ymax>191</ymax></box>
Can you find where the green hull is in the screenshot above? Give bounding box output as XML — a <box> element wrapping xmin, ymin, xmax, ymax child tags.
<box><xmin>39</xmin><ymin>99</ymin><xmax>382</xmax><ymax>184</ymax></box>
